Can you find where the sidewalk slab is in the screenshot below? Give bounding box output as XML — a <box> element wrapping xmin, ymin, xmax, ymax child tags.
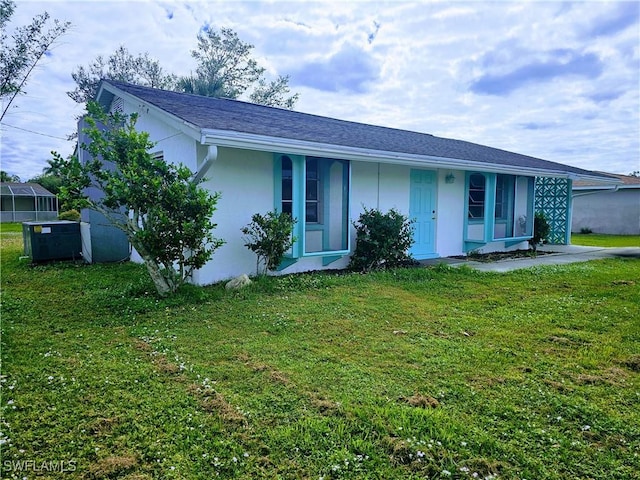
<box><xmin>424</xmin><ymin>245</ymin><xmax>640</xmax><ymax>273</ymax></box>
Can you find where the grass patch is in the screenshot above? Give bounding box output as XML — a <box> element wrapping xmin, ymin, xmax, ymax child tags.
<box><xmin>1</xmin><ymin>225</ymin><xmax>639</xmax><ymax>479</ymax></box>
<box><xmin>571</xmin><ymin>233</ymin><xmax>640</xmax><ymax>247</ymax></box>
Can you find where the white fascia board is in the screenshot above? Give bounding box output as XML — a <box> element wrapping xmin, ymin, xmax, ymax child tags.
<box><xmin>98</xmin><ymin>83</ymin><xmax>201</xmax><ymax>141</ymax></box>
<box><xmin>201</xmin><ymin>128</ymin><xmax>597</xmax><ymax>179</ymax></box>
<box><xmin>573</xmin><ymin>183</ymin><xmax>636</xmax><ymax>190</ymax></box>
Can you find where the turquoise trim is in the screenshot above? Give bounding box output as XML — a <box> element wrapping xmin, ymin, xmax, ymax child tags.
<box><xmin>274</xmin><ymin>153</ymin><xmax>305</xmax><ymax>258</ymax></box>
<box><xmin>527</xmin><ymin>176</ymin><xmax>535</xmax><ymax>237</ymax></box>
<box><xmin>322</xmin><ymin>255</ymin><xmax>343</xmax><ymax>266</ymax></box>
<box><xmin>485</xmin><ymin>173</ymin><xmax>497</xmax><ymax>243</ymax></box>
<box><xmin>464</xmin><ymin>172</ymin><xmax>536</xmax><ymax>249</ymax></box>
<box><xmin>321</xmin><ymin>160</ymin><xmax>332</xmax><ymax>252</ymax></box>
<box><xmin>292</xmin><ymin>156</ymin><xmax>306</xmax><ymax>257</ymax></box>
<box><xmin>413</xmin><ymin>253</ymin><xmax>440</xmax><ymax>261</ymax></box>
<box><xmin>463</xmin><ymin>172</ymin><xmax>488</xmax><ymax>244</ymax></box>
<box><xmin>274</xmin><ymin>154</ymin><xmax>351</xmax><ymax>260</ymax></box>
<box><xmin>277</xmin><ymin>257</ymin><xmax>298</xmax><ymax>271</ymax></box>
<box><xmin>303</xmin><ymin>248</ymin><xmax>350</xmax><ymax>258</ymax></box>
<box><xmin>273</xmin><ymin>156</ymin><xmax>283</xmax><ymax>212</ymax></box>
<box><xmin>342</xmin><ymin>161</ymin><xmax>351</xmax><ymax>251</ymax></box>
<box><xmin>565</xmin><ymin>179</ymin><xmax>573</xmax><ymax>245</ymax></box>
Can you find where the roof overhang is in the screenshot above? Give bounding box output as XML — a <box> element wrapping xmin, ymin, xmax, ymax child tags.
<box><xmin>97</xmin><ymin>80</ymin><xmax>615</xmax><ymax>184</ymax></box>
<box><xmin>96</xmin><ymin>81</ymin><xmax>202</xmax><ymax>142</ymax></box>
<box><xmin>201</xmin><ymin>128</ymin><xmax>613</xmax><ymax>181</ymax></box>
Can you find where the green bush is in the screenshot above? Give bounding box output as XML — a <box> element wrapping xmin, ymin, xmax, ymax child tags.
<box><xmin>57</xmin><ymin>209</ymin><xmax>80</xmax><ymax>221</ymax></box>
<box><xmin>580</xmin><ymin>227</ymin><xmax>593</xmax><ymax>234</ymax></box>
<box><xmin>349</xmin><ymin>206</ymin><xmax>415</xmax><ymax>271</ymax></box>
<box><xmin>242</xmin><ymin>210</ymin><xmax>297</xmax><ymax>275</ymax></box>
<box><xmin>530</xmin><ymin>212</ymin><xmax>550</xmax><ymax>251</ymax></box>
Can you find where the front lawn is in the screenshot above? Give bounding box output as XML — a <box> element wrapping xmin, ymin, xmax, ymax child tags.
<box><xmin>571</xmin><ymin>233</ymin><xmax>640</xmax><ymax>247</ymax></box>
<box><xmin>1</xmin><ymin>225</ymin><xmax>639</xmax><ymax>479</ymax></box>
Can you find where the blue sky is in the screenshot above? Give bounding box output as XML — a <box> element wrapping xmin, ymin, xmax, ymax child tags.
<box><xmin>1</xmin><ymin>0</ymin><xmax>639</xmax><ymax>182</ymax></box>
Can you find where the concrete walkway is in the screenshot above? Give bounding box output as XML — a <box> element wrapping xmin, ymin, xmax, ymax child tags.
<box><xmin>422</xmin><ymin>245</ymin><xmax>640</xmax><ymax>272</ymax></box>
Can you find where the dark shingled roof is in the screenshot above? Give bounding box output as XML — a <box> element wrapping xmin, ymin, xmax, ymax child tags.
<box><xmin>574</xmin><ymin>171</ymin><xmax>640</xmax><ymax>187</ymax></box>
<box><xmin>101</xmin><ymin>79</ymin><xmax>603</xmax><ymax>179</ymax></box>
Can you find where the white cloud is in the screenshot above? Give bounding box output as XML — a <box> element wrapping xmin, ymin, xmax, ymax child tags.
<box><xmin>1</xmin><ymin>0</ymin><xmax>638</xmax><ymax>182</ymax></box>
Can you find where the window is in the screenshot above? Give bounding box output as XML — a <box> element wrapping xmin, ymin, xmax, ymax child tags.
<box><xmin>305</xmin><ymin>158</ymin><xmax>320</xmax><ymax>223</ymax></box>
<box><xmin>468</xmin><ymin>173</ymin><xmax>486</xmax><ymax>220</ymax></box>
<box><xmin>495</xmin><ymin>174</ymin><xmax>515</xmax><ymax>221</ymax></box>
<box><xmin>281</xmin><ymin>155</ymin><xmax>293</xmax><ymax>215</ymax></box>
<box><xmin>276</xmin><ymin>154</ymin><xmax>350</xmax><ymax>257</ymax></box>
<box><xmin>465</xmin><ymin>172</ymin><xmax>534</xmax><ymax>247</ymax></box>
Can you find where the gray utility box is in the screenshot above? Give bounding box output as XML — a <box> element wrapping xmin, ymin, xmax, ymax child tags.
<box><xmin>22</xmin><ymin>221</ymin><xmax>82</xmax><ymax>262</ymax></box>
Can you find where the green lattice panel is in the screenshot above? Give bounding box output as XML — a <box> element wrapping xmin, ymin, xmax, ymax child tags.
<box><xmin>535</xmin><ymin>177</ymin><xmax>571</xmax><ymax>244</ymax></box>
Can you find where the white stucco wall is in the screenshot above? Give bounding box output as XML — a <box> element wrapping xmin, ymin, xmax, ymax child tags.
<box><xmin>191</xmin><ymin>147</ymin><xmax>275</xmax><ymax>285</ymax></box>
<box><xmin>435</xmin><ymin>169</ymin><xmax>465</xmax><ymax>257</ymax></box>
<box><xmin>572</xmin><ymin>189</ymin><xmax>640</xmax><ymax>235</ymax></box>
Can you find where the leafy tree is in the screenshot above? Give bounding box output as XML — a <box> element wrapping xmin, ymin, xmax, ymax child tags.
<box><xmin>250</xmin><ymin>75</ymin><xmax>299</xmax><ymax>109</ymax></box>
<box><xmin>1</xmin><ymin>0</ymin><xmax>70</xmax><ymax>120</ymax></box>
<box><xmin>28</xmin><ymin>173</ymin><xmax>62</xmax><ymax>194</ymax></box>
<box><xmin>183</xmin><ymin>27</ymin><xmax>264</xmax><ymax>99</ymax></box>
<box><xmin>349</xmin><ymin>207</ymin><xmax>415</xmax><ymax>272</ymax></box>
<box><xmin>241</xmin><ymin>210</ymin><xmax>297</xmax><ymax>275</ymax></box>
<box><xmin>68</xmin><ymin>28</ymin><xmax>298</xmax><ymax>110</ymax></box>
<box><xmin>181</xmin><ymin>27</ymin><xmax>298</xmax><ymax>109</ymax></box>
<box><xmin>67</xmin><ymin>45</ymin><xmax>177</xmax><ymax>104</ymax></box>
<box><xmin>54</xmin><ymin>101</ymin><xmax>224</xmax><ymax>296</ymax></box>
<box><xmin>0</xmin><ymin>170</ymin><xmax>20</xmax><ymax>182</ymax></box>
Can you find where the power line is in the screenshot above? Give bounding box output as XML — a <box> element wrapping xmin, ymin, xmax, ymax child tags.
<box><xmin>1</xmin><ymin>122</ymin><xmax>69</xmax><ymax>141</ymax></box>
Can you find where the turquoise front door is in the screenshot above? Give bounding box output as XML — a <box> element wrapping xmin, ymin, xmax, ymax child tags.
<box><xmin>409</xmin><ymin>169</ymin><xmax>437</xmax><ymax>259</ymax></box>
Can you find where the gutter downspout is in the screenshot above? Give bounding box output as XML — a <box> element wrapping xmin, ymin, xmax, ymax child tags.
<box><xmin>193</xmin><ymin>145</ymin><xmax>218</xmax><ymax>183</ymax></box>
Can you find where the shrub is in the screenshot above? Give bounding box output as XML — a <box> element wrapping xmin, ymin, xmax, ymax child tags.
<box><xmin>580</xmin><ymin>227</ymin><xmax>593</xmax><ymax>234</ymax></box>
<box><xmin>242</xmin><ymin>210</ymin><xmax>297</xmax><ymax>275</ymax></box>
<box><xmin>529</xmin><ymin>212</ymin><xmax>550</xmax><ymax>251</ymax></box>
<box><xmin>349</xmin><ymin>206</ymin><xmax>415</xmax><ymax>271</ymax></box>
<box><xmin>57</xmin><ymin>209</ymin><xmax>80</xmax><ymax>221</ymax></box>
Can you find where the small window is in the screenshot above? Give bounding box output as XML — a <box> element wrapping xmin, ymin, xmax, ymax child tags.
<box><xmin>305</xmin><ymin>158</ymin><xmax>320</xmax><ymax>223</ymax></box>
<box><xmin>468</xmin><ymin>173</ymin><xmax>486</xmax><ymax>219</ymax></box>
<box><xmin>281</xmin><ymin>156</ymin><xmax>293</xmax><ymax>215</ymax></box>
<box><xmin>495</xmin><ymin>174</ymin><xmax>514</xmax><ymax>221</ymax></box>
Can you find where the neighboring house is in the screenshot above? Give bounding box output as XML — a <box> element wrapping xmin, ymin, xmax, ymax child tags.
<box><xmin>572</xmin><ymin>172</ymin><xmax>640</xmax><ymax>235</ymax></box>
<box><xmin>82</xmin><ymin>79</ymin><xmax>614</xmax><ymax>284</ymax></box>
<box><xmin>0</xmin><ymin>182</ymin><xmax>58</xmax><ymax>223</ymax></box>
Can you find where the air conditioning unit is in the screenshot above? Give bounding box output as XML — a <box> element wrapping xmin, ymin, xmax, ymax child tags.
<box><xmin>22</xmin><ymin>221</ymin><xmax>82</xmax><ymax>262</ymax></box>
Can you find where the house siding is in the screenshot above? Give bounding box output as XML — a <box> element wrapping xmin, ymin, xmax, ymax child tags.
<box><xmin>572</xmin><ymin>188</ymin><xmax>640</xmax><ymax>235</ymax></box>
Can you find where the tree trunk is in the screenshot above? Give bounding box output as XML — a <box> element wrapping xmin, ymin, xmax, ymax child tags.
<box><xmin>142</xmin><ymin>257</ymin><xmax>173</xmax><ymax>296</ymax></box>
<box><xmin>130</xmin><ymin>236</ymin><xmax>174</xmax><ymax>296</ymax></box>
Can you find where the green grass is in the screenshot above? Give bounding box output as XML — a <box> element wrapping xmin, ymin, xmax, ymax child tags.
<box><xmin>1</xmin><ymin>223</ymin><xmax>639</xmax><ymax>479</ymax></box>
<box><xmin>571</xmin><ymin>233</ymin><xmax>640</xmax><ymax>247</ymax></box>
